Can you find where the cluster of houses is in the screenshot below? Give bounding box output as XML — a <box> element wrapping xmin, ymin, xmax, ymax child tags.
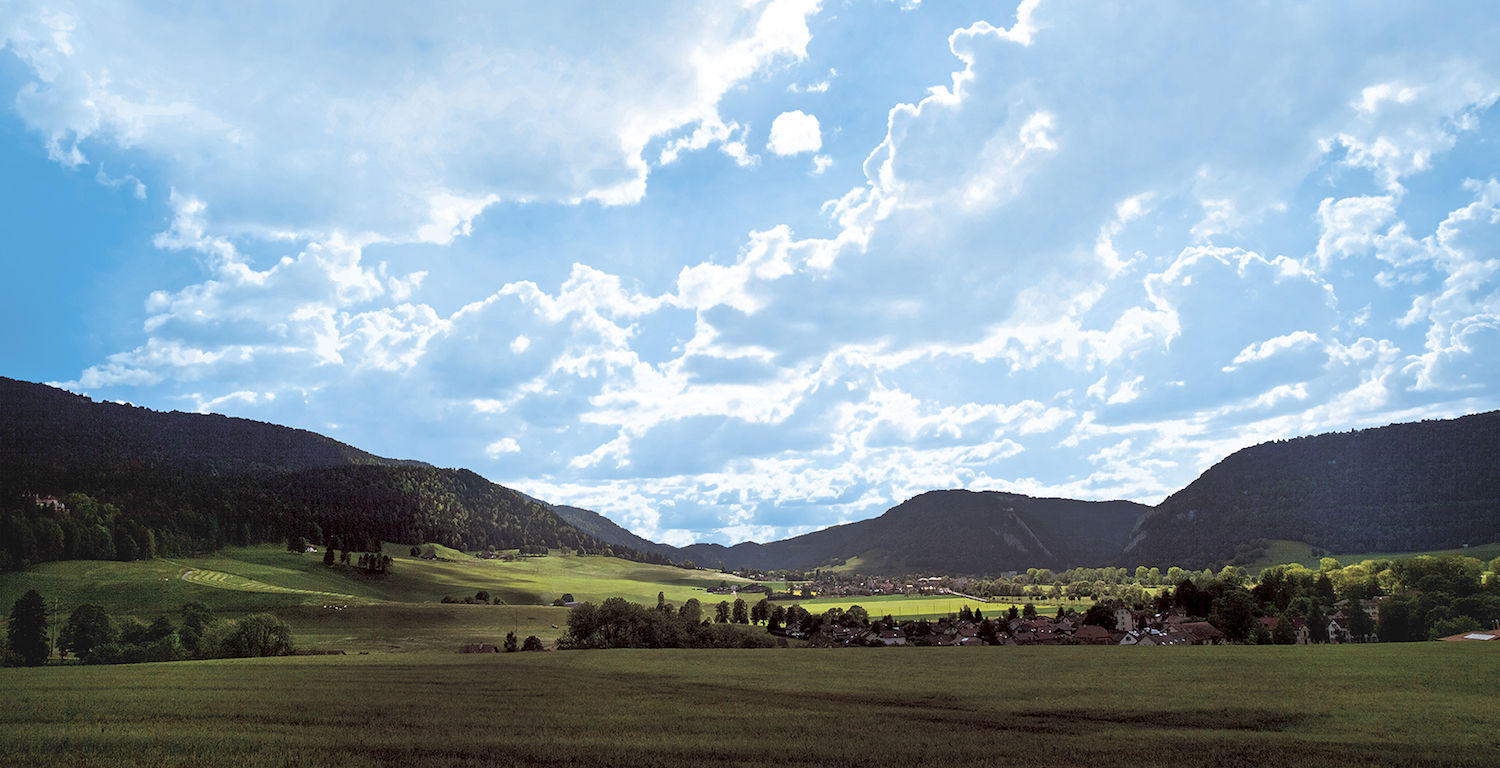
<box><xmin>808</xmin><ymin>602</ymin><xmax>1383</xmax><ymax>648</ymax></box>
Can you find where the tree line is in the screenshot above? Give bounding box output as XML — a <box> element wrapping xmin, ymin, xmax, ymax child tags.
<box><xmin>4</xmin><ymin>589</ymin><xmax>294</xmax><ymax>667</ymax></box>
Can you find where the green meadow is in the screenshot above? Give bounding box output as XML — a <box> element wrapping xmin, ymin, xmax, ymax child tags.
<box><xmin>784</xmin><ymin>592</ymin><xmax>1091</xmax><ymax>620</ymax></box>
<box><xmin>0</xmin><ymin>545</ymin><xmax>756</xmax><ymax>651</ymax></box>
<box><xmin>2</xmin><ymin>643</ymin><xmax>1496</xmax><ymax>767</ymax></box>
<box><xmin>1247</xmin><ymin>539</ymin><xmax>1500</xmax><ymax>574</ymax></box>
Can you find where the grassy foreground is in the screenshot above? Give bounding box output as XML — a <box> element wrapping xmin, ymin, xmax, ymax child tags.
<box><xmin>2</xmin><ymin>643</ymin><xmax>1497</xmax><ymax>767</ymax></box>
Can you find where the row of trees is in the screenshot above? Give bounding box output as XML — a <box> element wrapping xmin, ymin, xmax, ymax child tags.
<box><xmin>559</xmin><ymin>597</ymin><xmax>778</xmax><ymax>649</ymax></box>
<box><xmin>4</xmin><ymin>589</ymin><xmax>294</xmax><ymax>666</ymax></box>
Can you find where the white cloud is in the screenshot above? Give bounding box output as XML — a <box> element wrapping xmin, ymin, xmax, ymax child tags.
<box><xmin>485</xmin><ymin>438</ymin><xmax>521</xmax><ymax>457</ymax></box>
<box><xmin>1</xmin><ymin>2</ymin><xmax>821</xmax><ymax>241</ymax></box>
<box><xmin>767</xmin><ymin>110</ymin><xmax>823</xmax><ymax>156</ymax></box>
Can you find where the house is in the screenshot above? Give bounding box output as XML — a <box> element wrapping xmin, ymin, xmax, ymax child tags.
<box><xmin>1326</xmin><ymin>618</ymin><xmax>1353</xmax><ymax>644</ymax></box>
<box><xmin>1438</xmin><ymin>628</ymin><xmax>1500</xmax><ymax>642</ymax></box>
<box><xmin>1157</xmin><ymin>629</ymin><xmax>1194</xmax><ymax>646</ymax></box>
<box><xmin>1181</xmin><ymin>621</ymin><xmax>1226</xmax><ymax>645</ymax></box>
<box><xmin>1291</xmin><ymin>618</ymin><xmax>1311</xmax><ymax>645</ymax></box>
<box><xmin>875</xmin><ymin>629</ymin><xmax>907</xmax><ymax>646</ymax></box>
<box><xmin>32</xmin><ymin>495</ymin><xmax>66</xmax><ymax>512</ymax></box>
<box><xmin>1074</xmin><ymin>625</ymin><xmax>1113</xmax><ymax>645</ymax></box>
<box><xmin>1113</xmin><ymin>606</ymin><xmax>1137</xmax><ymax>633</ymax></box>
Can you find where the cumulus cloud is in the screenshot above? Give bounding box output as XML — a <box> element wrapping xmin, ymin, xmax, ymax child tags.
<box><xmin>19</xmin><ymin>2</ymin><xmax>1500</xmax><ymax>545</ymax></box>
<box><xmin>1</xmin><ymin>2</ymin><xmax>820</xmax><ymax>242</ymax></box>
<box><xmin>767</xmin><ymin>110</ymin><xmax>823</xmax><ymax>156</ymax></box>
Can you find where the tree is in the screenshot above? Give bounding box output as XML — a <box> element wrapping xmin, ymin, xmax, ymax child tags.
<box><xmin>503</xmin><ymin>631</ymin><xmax>519</xmax><ymax>652</ymax></box>
<box><xmin>1082</xmin><ymin>603</ymin><xmax>1117</xmax><ymax>630</ymax></box>
<box><xmin>1272</xmin><ymin>617</ymin><xmax>1297</xmax><ymax>645</ymax></box>
<box><xmin>844</xmin><ymin>605</ymin><xmax>869</xmax><ymax>627</ymax></box>
<box><xmin>1022</xmin><ymin>603</ymin><xmax>1036</xmax><ymax>618</ymax></box>
<box><xmin>1345</xmin><ymin>605</ymin><xmax>1374</xmax><ymax>641</ymax></box>
<box><xmin>750</xmin><ymin>598</ymin><xmax>769</xmax><ymax>625</ymax></box>
<box><xmin>768</xmin><ymin>604</ymin><xmax>786</xmax><ymax>632</ymax></box>
<box><xmin>679</xmin><ymin>598</ymin><xmax>703</xmax><ymax>624</ymax></box>
<box><xmin>715</xmin><ymin>601</ymin><xmax>731</xmax><ymax>623</ymax></box>
<box><xmin>657</xmin><ymin>591</ymin><xmax>666</xmax><ymax>611</ymax></box>
<box><xmin>7</xmin><ymin>590</ymin><xmax>50</xmax><ymax>666</ymax></box>
<box><xmin>179</xmin><ymin>602</ymin><xmax>213</xmax><ymax>657</ymax></box>
<box><xmin>1208</xmin><ymin>588</ymin><xmax>1258</xmax><ymax>643</ymax></box>
<box><xmin>1307</xmin><ymin>603</ymin><xmax>1329</xmax><ymax>643</ymax></box>
<box><xmin>62</xmin><ymin>604</ymin><xmax>115</xmax><ymax>662</ymax></box>
<box><xmin>214</xmin><ymin>614</ymin><xmax>293</xmax><ymax>657</ymax></box>
<box><xmin>287</xmin><ymin>535</ymin><xmax>308</xmax><ymax>553</ymax></box>
<box><xmin>521</xmin><ymin>635</ymin><xmax>544</xmax><ymax>651</ymax></box>
<box><xmin>323</xmin><ymin>546</ymin><xmax>336</xmax><ymax>566</ymax></box>
<box><xmin>732</xmin><ymin>598</ymin><xmax>748</xmax><ymax>624</ymax></box>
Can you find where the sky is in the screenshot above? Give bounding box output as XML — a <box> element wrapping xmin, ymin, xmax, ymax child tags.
<box><xmin>3</xmin><ymin>2</ymin><xmax>1499</xmax><ymax>548</ymax></box>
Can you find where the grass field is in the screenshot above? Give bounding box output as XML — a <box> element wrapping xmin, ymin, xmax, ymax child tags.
<box><xmin>779</xmin><ymin>593</ymin><xmax>1092</xmax><ymax>620</ymax></box>
<box><xmin>1</xmin><ymin>643</ymin><xmax>1496</xmax><ymax>767</ymax></box>
<box><xmin>1248</xmin><ymin>539</ymin><xmax>1500</xmax><ymax>574</ymax></box>
<box><xmin>0</xmin><ymin>545</ymin><xmax>758</xmax><ymax>652</ymax></box>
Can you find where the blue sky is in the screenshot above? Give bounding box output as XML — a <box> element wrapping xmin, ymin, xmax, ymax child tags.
<box><xmin>4</xmin><ymin>1</ymin><xmax>1499</xmax><ymax>546</ymax></box>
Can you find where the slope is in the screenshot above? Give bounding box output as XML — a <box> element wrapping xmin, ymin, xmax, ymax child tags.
<box><xmin>679</xmin><ymin>490</ymin><xmax>1146</xmax><ymax>575</ymax></box>
<box><xmin>551</xmin><ymin>505</ymin><xmax>685</xmax><ymax>562</ymax></box>
<box><xmin>1123</xmin><ymin>410</ymin><xmax>1500</xmax><ymax>568</ymax></box>
<box><xmin>0</xmin><ymin>378</ymin><xmax>633</xmax><ymax>569</ymax></box>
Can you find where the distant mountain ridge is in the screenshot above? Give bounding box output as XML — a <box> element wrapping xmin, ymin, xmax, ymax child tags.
<box><xmin>573</xmin><ymin>490</ymin><xmax>1147</xmax><ymax>575</ymax></box>
<box><xmin>562</xmin><ymin>413</ymin><xmax>1500</xmax><ymax>573</ymax></box>
<box><xmin>1124</xmin><ymin>411</ymin><xmax>1500</xmax><ymax>568</ymax></box>
<box><xmin>0</xmin><ymin>377</ymin><xmax>650</xmax><ymax>567</ymax></box>
<box><xmin>5</xmin><ymin>377</ymin><xmax>1497</xmax><ymax>575</ymax></box>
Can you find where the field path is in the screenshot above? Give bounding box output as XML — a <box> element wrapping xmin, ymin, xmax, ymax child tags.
<box><xmin>175</xmin><ymin>565</ymin><xmax>360</xmax><ymax>600</ymax></box>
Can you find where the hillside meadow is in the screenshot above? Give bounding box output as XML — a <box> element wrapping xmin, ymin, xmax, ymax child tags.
<box><xmin>0</xmin><ymin>545</ymin><xmax>760</xmax><ymax>651</ymax></box>
<box><xmin>1</xmin><ymin>643</ymin><xmax>1496</xmax><ymax>767</ymax></box>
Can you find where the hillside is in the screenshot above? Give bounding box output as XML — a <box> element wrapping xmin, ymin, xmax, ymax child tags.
<box><xmin>552</xmin><ymin>505</ymin><xmax>684</xmax><ymax>562</ymax></box>
<box><xmin>675</xmin><ymin>490</ymin><xmax>1145</xmax><ymax>575</ymax></box>
<box><xmin>1123</xmin><ymin>411</ymin><xmax>1500</xmax><ymax>568</ymax></box>
<box><xmin>0</xmin><ymin>378</ymin><xmax>635</xmax><ymax>570</ymax></box>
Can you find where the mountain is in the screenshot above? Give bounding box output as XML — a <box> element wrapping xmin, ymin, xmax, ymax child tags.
<box><xmin>0</xmin><ymin>377</ymin><xmax>639</xmax><ymax>570</ymax></box>
<box><xmin>671</xmin><ymin>490</ymin><xmax>1146</xmax><ymax>575</ymax></box>
<box><xmin>551</xmin><ymin>505</ymin><xmax>684</xmax><ymax>562</ymax></box>
<box><xmin>1123</xmin><ymin>411</ymin><xmax>1500</xmax><ymax>568</ymax></box>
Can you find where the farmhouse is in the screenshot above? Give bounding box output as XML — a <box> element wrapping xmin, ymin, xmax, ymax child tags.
<box><xmin>1180</xmin><ymin>622</ymin><xmax>1226</xmax><ymax>645</ymax></box>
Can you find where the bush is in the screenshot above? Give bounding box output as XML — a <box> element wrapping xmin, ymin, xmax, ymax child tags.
<box><xmin>201</xmin><ymin>614</ymin><xmax>294</xmax><ymax>658</ymax></box>
<box><xmin>521</xmin><ymin>635</ymin><xmax>544</xmax><ymax>651</ymax></box>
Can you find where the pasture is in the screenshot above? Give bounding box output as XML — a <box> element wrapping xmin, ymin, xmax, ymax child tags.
<box><xmin>780</xmin><ymin>592</ymin><xmax>1091</xmax><ymax>620</ymax></box>
<box><xmin>0</xmin><ymin>545</ymin><xmax>757</xmax><ymax>651</ymax></box>
<box><xmin>1</xmin><ymin>643</ymin><xmax>1496</xmax><ymax>767</ymax></box>
<box><xmin>1246</xmin><ymin>539</ymin><xmax>1500</xmax><ymax>575</ymax></box>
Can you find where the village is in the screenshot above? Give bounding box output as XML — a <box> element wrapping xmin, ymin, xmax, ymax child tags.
<box><xmin>802</xmin><ymin>599</ymin><xmax>1386</xmax><ymax>648</ymax></box>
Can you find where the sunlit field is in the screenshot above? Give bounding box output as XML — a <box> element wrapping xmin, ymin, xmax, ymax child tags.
<box><xmin>0</xmin><ymin>545</ymin><xmax>756</xmax><ymax>652</ymax></box>
<box><xmin>2</xmin><ymin>643</ymin><xmax>1496</xmax><ymax>767</ymax></box>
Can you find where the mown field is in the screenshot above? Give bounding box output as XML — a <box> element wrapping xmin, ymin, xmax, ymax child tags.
<box><xmin>783</xmin><ymin>592</ymin><xmax>1092</xmax><ymax>620</ymax></box>
<box><xmin>1247</xmin><ymin>539</ymin><xmax>1500</xmax><ymax>574</ymax></box>
<box><xmin>1</xmin><ymin>643</ymin><xmax>1496</xmax><ymax>767</ymax></box>
<box><xmin>0</xmin><ymin>545</ymin><xmax>757</xmax><ymax>652</ymax></box>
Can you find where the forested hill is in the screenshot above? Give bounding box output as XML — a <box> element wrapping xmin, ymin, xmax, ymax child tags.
<box><xmin>0</xmin><ymin>378</ymin><xmax>652</xmax><ymax>571</ymax></box>
<box><xmin>552</xmin><ymin>505</ymin><xmax>684</xmax><ymax>562</ymax></box>
<box><xmin>677</xmin><ymin>490</ymin><xmax>1146</xmax><ymax>575</ymax></box>
<box><xmin>0</xmin><ymin>376</ymin><xmax>424</xmax><ymax>475</ymax></box>
<box><xmin>1123</xmin><ymin>410</ymin><xmax>1500</xmax><ymax>569</ymax></box>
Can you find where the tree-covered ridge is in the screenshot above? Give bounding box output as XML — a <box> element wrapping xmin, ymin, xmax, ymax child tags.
<box><xmin>1125</xmin><ymin>411</ymin><xmax>1500</xmax><ymax>569</ymax></box>
<box><xmin>0</xmin><ymin>376</ymin><xmax>422</xmax><ymax>477</ymax></box>
<box><xmin>0</xmin><ymin>378</ymin><xmax>667</xmax><ymax>571</ymax></box>
<box><xmin>677</xmin><ymin>490</ymin><xmax>1145</xmax><ymax>575</ymax></box>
